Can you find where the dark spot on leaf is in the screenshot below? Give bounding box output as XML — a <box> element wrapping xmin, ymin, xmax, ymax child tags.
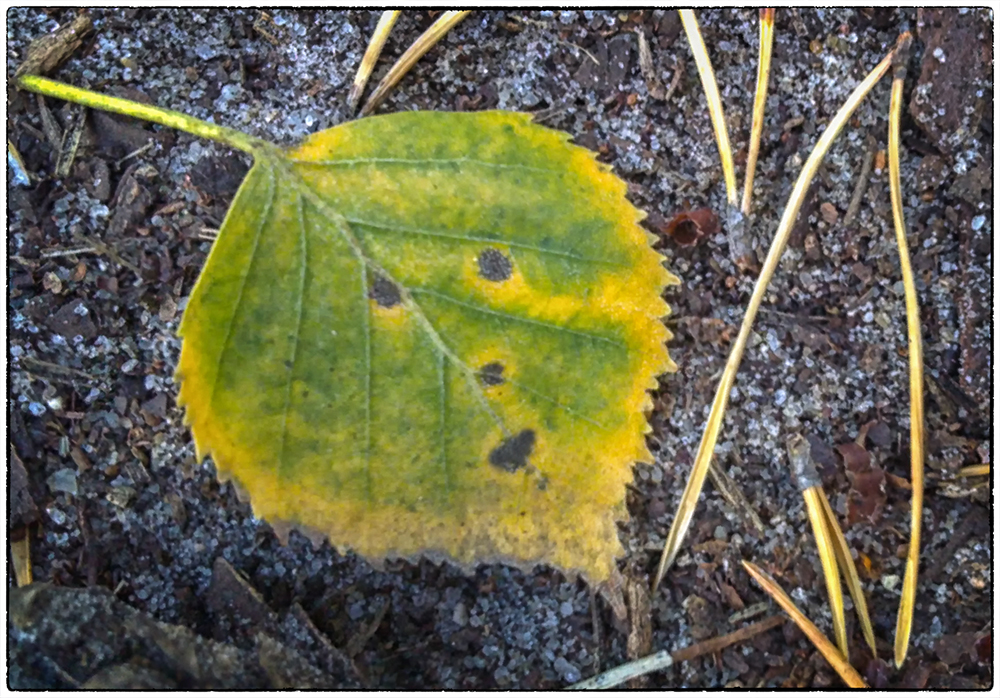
<box><xmin>478</xmin><ymin>248</ymin><xmax>512</xmax><ymax>282</ymax></box>
<box><xmin>477</xmin><ymin>361</ymin><xmax>505</xmax><ymax>386</ymax></box>
<box><xmin>283</xmin><ymin>360</ymin><xmax>293</xmax><ymax>370</ymax></box>
<box><xmin>369</xmin><ymin>275</ymin><xmax>401</xmax><ymax>308</ymax></box>
<box><xmin>489</xmin><ymin>429</ymin><xmax>535</xmax><ymax>473</ymax></box>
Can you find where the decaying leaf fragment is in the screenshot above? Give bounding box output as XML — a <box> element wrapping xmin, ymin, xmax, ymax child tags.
<box><xmin>173</xmin><ymin>111</ymin><xmax>676</xmax><ymax>583</ymax></box>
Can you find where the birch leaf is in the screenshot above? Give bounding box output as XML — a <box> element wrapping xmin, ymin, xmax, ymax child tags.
<box><xmin>176</xmin><ymin>110</ymin><xmax>677</xmax><ymax>583</ymax></box>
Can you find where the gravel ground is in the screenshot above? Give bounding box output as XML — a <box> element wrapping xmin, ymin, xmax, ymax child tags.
<box><xmin>7</xmin><ymin>8</ymin><xmax>992</xmax><ymax>689</ymax></box>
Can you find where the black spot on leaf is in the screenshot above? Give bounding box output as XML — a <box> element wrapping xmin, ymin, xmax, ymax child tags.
<box><xmin>478</xmin><ymin>248</ymin><xmax>513</xmax><ymax>282</ymax></box>
<box><xmin>489</xmin><ymin>429</ymin><xmax>535</xmax><ymax>472</ymax></box>
<box><xmin>477</xmin><ymin>361</ymin><xmax>505</xmax><ymax>386</ymax></box>
<box><xmin>370</xmin><ymin>275</ymin><xmax>401</xmax><ymax>308</ymax></box>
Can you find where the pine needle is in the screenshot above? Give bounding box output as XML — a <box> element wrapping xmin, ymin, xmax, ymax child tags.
<box><xmin>804</xmin><ymin>487</ymin><xmax>849</xmax><ymax>659</ymax></box>
<box><xmin>653</xmin><ymin>35</ymin><xmax>909</xmax><ymax>593</ymax></box>
<box><xmin>742</xmin><ymin>560</ymin><xmax>868</xmax><ymax>688</ymax></box>
<box><xmin>887</xmin><ymin>32</ymin><xmax>923</xmax><ymax>670</ymax></box>
<box><xmin>679</xmin><ymin>9</ymin><xmax>738</xmax><ymax>205</ymax></box>
<box><xmin>347</xmin><ymin>11</ymin><xmax>401</xmax><ymax>114</ymax></box>
<box><xmin>359</xmin><ymin>10</ymin><xmax>471</xmax><ymax>116</ymax></box>
<box><xmin>956</xmin><ymin>464</ymin><xmax>989</xmax><ymax>478</ymax></box>
<box><xmin>787</xmin><ymin>433</ymin><xmax>849</xmax><ymax>661</ymax></box>
<box><xmin>817</xmin><ymin>488</ymin><xmax>878</xmax><ymax>657</ymax></box>
<box><xmin>741</xmin><ymin>8</ymin><xmax>774</xmax><ymax>215</ymax></box>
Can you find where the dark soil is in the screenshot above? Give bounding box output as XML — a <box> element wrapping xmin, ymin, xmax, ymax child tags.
<box><xmin>7</xmin><ymin>9</ymin><xmax>992</xmax><ymax>689</ymax></box>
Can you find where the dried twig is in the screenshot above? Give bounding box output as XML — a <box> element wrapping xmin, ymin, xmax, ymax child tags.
<box><xmin>842</xmin><ymin>134</ymin><xmax>877</xmax><ymax>226</ymax></box>
<box><xmin>887</xmin><ymin>32</ymin><xmax>922</xmax><ymax>670</ymax></box>
<box><xmin>55</xmin><ymin>103</ymin><xmax>86</xmax><ymax>178</ymax></box>
<box><xmin>653</xmin><ymin>34</ymin><xmax>910</xmax><ymax>592</ymax></box>
<box><xmin>567</xmin><ymin>615</ymin><xmax>784</xmax><ymax>690</ymax></box>
<box><xmin>636</xmin><ymin>28</ymin><xmax>667</xmax><ymax>100</ymax></box>
<box><xmin>708</xmin><ymin>457</ymin><xmax>765</xmax><ymax>537</ymax></box>
<box><xmin>72</xmin><ymin>232</ymin><xmax>142</xmax><ymax>276</ymax></box>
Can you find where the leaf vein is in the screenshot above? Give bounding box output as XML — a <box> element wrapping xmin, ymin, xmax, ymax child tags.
<box><xmin>360</xmin><ymin>257</ymin><xmax>373</xmax><ymax>504</ymax></box>
<box><xmin>289</xmin><ymin>155</ymin><xmax>564</xmax><ymax>176</ymax></box>
<box><xmin>289</xmin><ymin>173</ymin><xmax>515</xmax><ymax>442</ymax></box>
<box><xmin>349</xmin><ymin>217</ymin><xmax>626</xmax><ymax>267</ymax></box>
<box><xmin>278</xmin><ymin>191</ymin><xmax>308</xmax><ymax>477</ymax></box>
<box><xmin>506</xmin><ymin>378</ymin><xmax>608</xmax><ymax>430</ymax></box>
<box><xmin>409</xmin><ymin>287</ymin><xmax>626</xmax><ymax>349</ymax></box>
<box><xmin>208</xmin><ymin>164</ymin><xmax>276</xmax><ymax>412</ymax></box>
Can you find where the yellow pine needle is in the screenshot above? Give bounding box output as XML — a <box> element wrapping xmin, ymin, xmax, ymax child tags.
<box><xmin>742</xmin><ymin>560</ymin><xmax>867</xmax><ymax>688</ymax></box>
<box><xmin>347</xmin><ymin>11</ymin><xmax>401</xmax><ymax>114</ymax></box>
<box><xmin>741</xmin><ymin>8</ymin><xmax>774</xmax><ymax>215</ymax></box>
<box><xmin>11</xmin><ymin>536</ymin><xmax>32</xmax><ymax>587</ymax></box>
<box><xmin>679</xmin><ymin>9</ymin><xmax>738</xmax><ymax>205</ymax></box>
<box><xmin>803</xmin><ymin>487</ymin><xmax>849</xmax><ymax>660</ymax></box>
<box><xmin>888</xmin><ymin>32</ymin><xmax>922</xmax><ymax>670</ymax></box>
<box><xmin>956</xmin><ymin>464</ymin><xmax>990</xmax><ymax>478</ymax></box>
<box><xmin>817</xmin><ymin>490</ymin><xmax>877</xmax><ymax>657</ymax></box>
<box><xmin>653</xmin><ymin>36</ymin><xmax>907</xmax><ymax>593</ymax></box>
<box><xmin>360</xmin><ymin>10</ymin><xmax>471</xmax><ymax>117</ymax></box>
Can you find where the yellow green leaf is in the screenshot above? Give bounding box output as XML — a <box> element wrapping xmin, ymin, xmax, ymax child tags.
<box><xmin>172</xmin><ymin>110</ymin><xmax>676</xmax><ymax>583</ymax></box>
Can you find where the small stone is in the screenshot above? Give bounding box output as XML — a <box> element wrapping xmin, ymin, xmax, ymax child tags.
<box><xmin>820</xmin><ymin>202</ymin><xmax>839</xmax><ymax>224</ymax></box>
<box><xmin>881</xmin><ymin>574</ymin><xmax>900</xmax><ymax>591</ymax></box>
<box><xmin>47</xmin><ymin>468</ymin><xmax>79</xmax><ymax>495</ymax></box>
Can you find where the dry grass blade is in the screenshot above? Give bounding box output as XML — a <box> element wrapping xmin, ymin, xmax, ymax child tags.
<box><xmin>817</xmin><ymin>490</ymin><xmax>877</xmax><ymax>657</ymax></box>
<box><xmin>742</xmin><ymin>561</ymin><xmax>868</xmax><ymax>688</ymax></box>
<box><xmin>347</xmin><ymin>11</ymin><xmax>401</xmax><ymax>113</ymax></box>
<box><xmin>679</xmin><ymin>9</ymin><xmax>737</xmax><ymax>205</ymax></box>
<box><xmin>803</xmin><ymin>487</ymin><xmax>848</xmax><ymax>660</ymax></box>
<box><xmin>741</xmin><ymin>8</ymin><xmax>774</xmax><ymax>215</ymax></box>
<box><xmin>359</xmin><ymin>10</ymin><xmax>471</xmax><ymax>116</ymax></box>
<box><xmin>653</xmin><ymin>35</ymin><xmax>906</xmax><ymax>593</ymax></box>
<box><xmin>887</xmin><ymin>32</ymin><xmax>922</xmax><ymax>670</ymax></box>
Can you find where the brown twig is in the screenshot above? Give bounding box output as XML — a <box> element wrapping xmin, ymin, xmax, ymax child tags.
<box><xmin>568</xmin><ymin>615</ymin><xmax>784</xmax><ymax>690</ymax></box>
<box><xmin>671</xmin><ymin>615</ymin><xmax>785</xmax><ymax>663</ymax></box>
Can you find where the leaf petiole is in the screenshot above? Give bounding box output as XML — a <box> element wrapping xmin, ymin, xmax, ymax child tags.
<box><xmin>17</xmin><ymin>74</ymin><xmax>271</xmax><ymax>156</ymax></box>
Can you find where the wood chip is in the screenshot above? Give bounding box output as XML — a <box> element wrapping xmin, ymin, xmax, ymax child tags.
<box><xmin>636</xmin><ymin>28</ymin><xmax>666</xmax><ymax>100</ymax></box>
<box><xmin>15</xmin><ymin>13</ymin><xmax>93</xmax><ymax>78</ymax></box>
<box><xmin>625</xmin><ymin>578</ymin><xmax>653</xmax><ymax>688</ymax></box>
